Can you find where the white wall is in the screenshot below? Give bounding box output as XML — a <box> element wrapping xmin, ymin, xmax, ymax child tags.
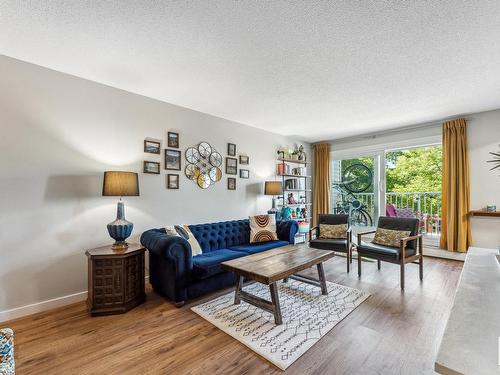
<box><xmin>0</xmin><ymin>56</ymin><xmax>310</xmax><ymax>320</ymax></box>
<box><xmin>467</xmin><ymin>110</ymin><xmax>500</xmax><ymax>249</ymax></box>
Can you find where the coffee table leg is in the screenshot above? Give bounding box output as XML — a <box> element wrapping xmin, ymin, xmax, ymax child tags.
<box><xmin>316</xmin><ymin>263</ymin><xmax>328</xmax><ymax>295</ymax></box>
<box><xmin>269</xmin><ymin>282</ymin><xmax>283</xmax><ymax>325</ymax></box>
<box><xmin>234</xmin><ymin>275</ymin><xmax>243</xmax><ymax>305</ymax></box>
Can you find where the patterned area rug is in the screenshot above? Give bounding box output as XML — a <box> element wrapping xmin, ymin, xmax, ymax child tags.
<box><xmin>191</xmin><ymin>280</ymin><xmax>370</xmax><ymax>370</ymax></box>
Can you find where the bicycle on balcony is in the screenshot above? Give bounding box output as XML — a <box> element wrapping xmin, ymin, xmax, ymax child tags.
<box><xmin>332</xmin><ymin>163</ymin><xmax>373</xmax><ymax>227</ymax></box>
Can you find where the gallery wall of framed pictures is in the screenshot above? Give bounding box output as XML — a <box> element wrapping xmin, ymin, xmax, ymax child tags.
<box><xmin>143</xmin><ymin>136</ymin><xmax>252</xmax><ymax>192</ymax></box>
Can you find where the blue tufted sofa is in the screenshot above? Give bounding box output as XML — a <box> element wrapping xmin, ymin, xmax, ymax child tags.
<box><xmin>141</xmin><ymin>219</ymin><xmax>298</xmax><ymax>306</ymax></box>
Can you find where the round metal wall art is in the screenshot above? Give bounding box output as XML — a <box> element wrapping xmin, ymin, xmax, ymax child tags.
<box><xmin>185</xmin><ymin>142</ymin><xmax>222</xmax><ymax>189</ymax></box>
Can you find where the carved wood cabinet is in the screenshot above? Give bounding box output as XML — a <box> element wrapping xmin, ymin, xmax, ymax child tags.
<box><xmin>86</xmin><ymin>243</ymin><xmax>146</xmax><ymax>316</ymax></box>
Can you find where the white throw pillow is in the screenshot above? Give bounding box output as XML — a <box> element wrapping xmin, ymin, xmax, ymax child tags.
<box><xmin>164</xmin><ymin>225</ymin><xmax>202</xmax><ymax>256</ymax></box>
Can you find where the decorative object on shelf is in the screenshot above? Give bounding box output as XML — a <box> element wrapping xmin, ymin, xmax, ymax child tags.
<box><xmin>167</xmin><ymin>132</ymin><xmax>179</xmax><ymax>148</ymax></box>
<box><xmin>264</xmin><ymin>181</ymin><xmax>282</xmax><ymax>213</ymax></box>
<box><xmin>277</xmin><ymin>163</ymin><xmax>286</xmax><ymax>176</ymax></box>
<box><xmin>227</xmin><ymin>177</ymin><xmax>236</xmax><ymax>190</ymax></box>
<box><xmin>291</xmin><ymin>167</ymin><xmax>305</xmax><ymax>176</ymax></box>
<box><xmin>281</xmin><ymin>206</ymin><xmax>292</xmax><ymax>220</ymax></box>
<box><xmin>86</xmin><ymin>244</ymin><xmax>146</xmax><ymax>316</ymax></box>
<box><xmin>184</xmin><ymin>141</ymin><xmax>223</xmax><ymax>189</ymax></box>
<box><xmin>301</xmin><ymin>207</ymin><xmax>308</xmax><ymax>218</ymax></box>
<box><xmin>225</xmin><ymin>157</ymin><xmax>238</xmax><ymax>175</ymax></box>
<box><xmin>287</xmin><ymin>193</ymin><xmax>297</xmax><ymax>204</ymax></box>
<box><xmin>143</xmin><ymin>161</ymin><xmax>160</xmax><ymax>174</ymax></box>
<box><xmin>486</xmin><ymin>205</ymin><xmax>497</xmax><ymax>212</ymax></box>
<box><xmin>239</xmin><ymin>169</ymin><xmax>250</xmax><ymax>179</ymax></box>
<box><xmin>297</xmin><ymin>220</ymin><xmax>309</xmax><ymax>234</ymax></box>
<box><xmin>487</xmin><ymin>147</ymin><xmax>500</xmax><ymax>173</ymax></box>
<box><xmin>144</xmin><ymin>139</ymin><xmax>160</xmax><ymax>154</ymax></box>
<box><xmin>239</xmin><ymin>155</ymin><xmax>249</xmax><ymax>165</ymax></box>
<box><xmin>167</xmin><ymin>174</ymin><xmax>179</xmax><ymax>189</ymax></box>
<box><xmin>297</xmin><ymin>145</ymin><xmax>307</xmax><ymax>162</ymax></box>
<box><xmin>102</xmin><ymin>171</ymin><xmax>139</xmax><ymax>250</ymax></box>
<box><xmin>227</xmin><ymin>143</ymin><xmax>236</xmax><ymax>156</ymax></box>
<box><xmin>165</xmin><ymin>149</ymin><xmax>181</xmax><ymax>170</ymax></box>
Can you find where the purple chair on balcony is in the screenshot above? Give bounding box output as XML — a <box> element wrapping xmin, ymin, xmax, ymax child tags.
<box><xmin>386</xmin><ymin>203</ymin><xmax>398</xmax><ymax>217</ymax></box>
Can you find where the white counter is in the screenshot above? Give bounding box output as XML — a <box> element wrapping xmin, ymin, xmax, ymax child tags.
<box><xmin>435</xmin><ymin>247</ymin><xmax>500</xmax><ymax>375</ymax></box>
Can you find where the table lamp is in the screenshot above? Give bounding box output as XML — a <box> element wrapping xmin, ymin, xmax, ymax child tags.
<box><xmin>264</xmin><ymin>181</ymin><xmax>283</xmax><ymax>214</ymax></box>
<box><xmin>102</xmin><ymin>171</ymin><xmax>139</xmax><ymax>250</ymax></box>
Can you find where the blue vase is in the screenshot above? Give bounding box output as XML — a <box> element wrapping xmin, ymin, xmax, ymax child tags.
<box><xmin>107</xmin><ymin>200</ymin><xmax>133</xmax><ymax>250</ymax></box>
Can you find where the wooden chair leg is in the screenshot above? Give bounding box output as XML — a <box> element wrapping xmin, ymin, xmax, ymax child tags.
<box><xmin>419</xmin><ymin>254</ymin><xmax>424</xmax><ymax>281</ymax></box>
<box><xmin>377</xmin><ymin>260</ymin><xmax>381</xmax><ymax>270</ymax></box>
<box><xmin>346</xmin><ymin>249</ymin><xmax>350</xmax><ymax>273</ymax></box>
<box><xmin>400</xmin><ymin>262</ymin><xmax>405</xmax><ymax>290</ymax></box>
<box><xmin>357</xmin><ymin>252</ymin><xmax>362</xmax><ymax>277</ymax></box>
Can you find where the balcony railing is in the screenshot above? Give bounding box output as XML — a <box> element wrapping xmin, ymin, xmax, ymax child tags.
<box><xmin>331</xmin><ymin>191</ymin><xmax>442</xmax><ymax>235</ymax></box>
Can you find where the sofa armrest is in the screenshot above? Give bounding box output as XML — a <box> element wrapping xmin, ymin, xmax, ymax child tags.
<box><xmin>277</xmin><ymin>220</ymin><xmax>299</xmax><ymax>244</ymax></box>
<box><xmin>141</xmin><ymin>229</ymin><xmax>193</xmax><ymax>262</ymax></box>
<box><xmin>140</xmin><ymin>229</ymin><xmax>193</xmax><ymax>303</ymax></box>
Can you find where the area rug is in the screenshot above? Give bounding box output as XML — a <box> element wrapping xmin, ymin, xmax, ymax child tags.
<box><xmin>191</xmin><ymin>280</ymin><xmax>370</xmax><ymax>370</ymax></box>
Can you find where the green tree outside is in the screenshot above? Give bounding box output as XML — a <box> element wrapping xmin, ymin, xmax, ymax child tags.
<box><xmin>335</xmin><ymin>146</ymin><xmax>442</xmax><ymax>217</ymax></box>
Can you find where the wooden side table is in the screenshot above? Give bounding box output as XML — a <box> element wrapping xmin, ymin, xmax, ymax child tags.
<box><xmin>85</xmin><ymin>243</ymin><xmax>146</xmax><ymax>316</ymax></box>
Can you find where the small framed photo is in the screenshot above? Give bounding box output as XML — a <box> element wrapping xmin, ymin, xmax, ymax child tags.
<box><xmin>227</xmin><ymin>143</ymin><xmax>236</xmax><ymax>156</ymax></box>
<box><xmin>239</xmin><ymin>155</ymin><xmax>249</xmax><ymax>165</ymax></box>
<box><xmin>227</xmin><ymin>177</ymin><xmax>236</xmax><ymax>190</ymax></box>
<box><xmin>225</xmin><ymin>157</ymin><xmax>238</xmax><ymax>175</ymax></box>
<box><xmin>144</xmin><ymin>140</ymin><xmax>161</xmax><ymax>154</ymax></box>
<box><xmin>143</xmin><ymin>161</ymin><xmax>160</xmax><ymax>174</ymax></box>
<box><xmin>165</xmin><ymin>149</ymin><xmax>181</xmax><ymax>170</ymax></box>
<box><xmin>167</xmin><ymin>174</ymin><xmax>179</xmax><ymax>189</ymax></box>
<box><xmin>240</xmin><ymin>169</ymin><xmax>250</xmax><ymax>179</ymax></box>
<box><xmin>168</xmin><ymin>132</ymin><xmax>179</xmax><ymax>148</ymax></box>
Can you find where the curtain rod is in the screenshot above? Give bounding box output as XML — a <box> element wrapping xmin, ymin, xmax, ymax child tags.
<box><xmin>313</xmin><ymin>115</ymin><xmax>473</xmax><ymax>146</ymax></box>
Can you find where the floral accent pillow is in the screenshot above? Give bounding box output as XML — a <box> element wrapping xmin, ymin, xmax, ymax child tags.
<box><xmin>249</xmin><ymin>214</ymin><xmax>279</xmax><ymax>243</ymax></box>
<box><xmin>372</xmin><ymin>228</ymin><xmax>410</xmax><ymax>247</ymax></box>
<box><xmin>319</xmin><ymin>224</ymin><xmax>347</xmax><ymax>239</ymax></box>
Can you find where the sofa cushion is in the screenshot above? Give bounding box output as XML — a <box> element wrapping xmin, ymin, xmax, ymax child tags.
<box><xmin>373</xmin><ymin>228</ymin><xmax>410</xmax><ymax>247</ymax></box>
<box><xmin>357</xmin><ymin>241</ymin><xmax>416</xmax><ymax>262</ymax></box>
<box><xmin>228</xmin><ymin>240</ymin><xmax>289</xmax><ymax>254</ymax></box>
<box><xmin>319</xmin><ymin>223</ymin><xmax>347</xmax><ymax>239</ymax></box>
<box><xmin>191</xmin><ymin>249</ymin><xmax>245</xmax><ymax>280</ymax></box>
<box><xmin>310</xmin><ymin>238</ymin><xmax>348</xmax><ymax>252</ymax></box>
<box><xmin>249</xmin><ymin>214</ymin><xmax>278</xmax><ymax>243</ymax></box>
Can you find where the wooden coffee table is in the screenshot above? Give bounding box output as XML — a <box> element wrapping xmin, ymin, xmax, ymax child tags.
<box><xmin>221</xmin><ymin>245</ymin><xmax>334</xmax><ymax>325</ymax></box>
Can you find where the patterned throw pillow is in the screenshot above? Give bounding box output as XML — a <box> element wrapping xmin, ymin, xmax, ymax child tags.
<box><xmin>319</xmin><ymin>224</ymin><xmax>347</xmax><ymax>239</ymax></box>
<box><xmin>372</xmin><ymin>228</ymin><xmax>411</xmax><ymax>247</ymax></box>
<box><xmin>249</xmin><ymin>214</ymin><xmax>278</xmax><ymax>243</ymax></box>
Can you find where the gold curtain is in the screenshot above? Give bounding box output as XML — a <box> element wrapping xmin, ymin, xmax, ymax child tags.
<box><xmin>440</xmin><ymin>118</ymin><xmax>471</xmax><ymax>252</ymax></box>
<box><xmin>312</xmin><ymin>143</ymin><xmax>331</xmax><ymax>227</ymax></box>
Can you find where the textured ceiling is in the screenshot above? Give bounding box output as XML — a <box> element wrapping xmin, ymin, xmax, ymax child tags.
<box><xmin>1</xmin><ymin>1</ymin><xmax>500</xmax><ymax>142</ymax></box>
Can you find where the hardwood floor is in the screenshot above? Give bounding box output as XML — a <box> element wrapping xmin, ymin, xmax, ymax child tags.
<box><xmin>4</xmin><ymin>256</ymin><xmax>462</xmax><ymax>375</ymax></box>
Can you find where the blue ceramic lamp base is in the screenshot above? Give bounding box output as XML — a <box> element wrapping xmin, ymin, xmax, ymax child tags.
<box><xmin>107</xmin><ymin>200</ymin><xmax>133</xmax><ymax>250</ymax></box>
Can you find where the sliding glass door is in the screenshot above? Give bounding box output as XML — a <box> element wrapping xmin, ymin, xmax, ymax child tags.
<box><xmin>331</xmin><ymin>153</ymin><xmax>381</xmax><ymax>229</ymax></box>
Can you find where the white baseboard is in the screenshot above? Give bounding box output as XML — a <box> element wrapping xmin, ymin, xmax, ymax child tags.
<box><xmin>0</xmin><ymin>275</ymin><xmax>150</xmax><ymax>324</ymax></box>
<box><xmin>0</xmin><ymin>291</ymin><xmax>88</xmax><ymax>323</ymax></box>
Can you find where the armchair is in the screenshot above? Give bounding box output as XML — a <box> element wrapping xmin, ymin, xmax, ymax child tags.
<box><xmin>0</xmin><ymin>328</ymin><xmax>14</xmax><ymax>375</ymax></box>
<box><xmin>309</xmin><ymin>214</ymin><xmax>352</xmax><ymax>272</ymax></box>
<box><xmin>357</xmin><ymin>216</ymin><xmax>423</xmax><ymax>289</ymax></box>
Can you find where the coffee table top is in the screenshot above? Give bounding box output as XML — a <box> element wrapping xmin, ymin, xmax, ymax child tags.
<box><xmin>221</xmin><ymin>245</ymin><xmax>334</xmax><ymax>284</ymax></box>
